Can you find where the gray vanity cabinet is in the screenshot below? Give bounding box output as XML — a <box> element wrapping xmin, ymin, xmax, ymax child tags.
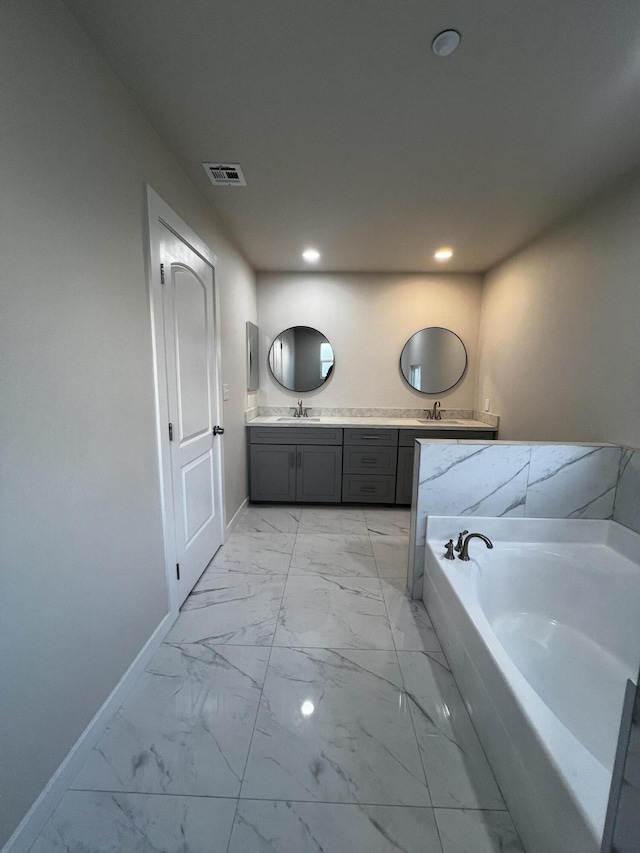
<box><xmin>249</xmin><ymin>444</ymin><xmax>296</xmax><ymax>501</ymax></box>
<box><xmin>248</xmin><ymin>427</ymin><xmax>343</xmax><ymax>503</ymax></box>
<box><xmin>395</xmin><ymin>446</ymin><xmax>416</xmax><ymax>505</ymax></box>
<box><xmin>342</xmin><ymin>429</ymin><xmax>398</xmax><ymax>503</ymax></box>
<box><xmin>248</xmin><ymin>425</ymin><xmax>495</xmax><ymax>504</ymax></box>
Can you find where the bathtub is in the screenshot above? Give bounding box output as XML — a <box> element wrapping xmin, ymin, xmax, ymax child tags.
<box><xmin>423</xmin><ymin>516</ymin><xmax>640</xmax><ymax>853</ymax></box>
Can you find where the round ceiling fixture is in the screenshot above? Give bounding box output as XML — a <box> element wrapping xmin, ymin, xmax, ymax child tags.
<box><xmin>431</xmin><ymin>29</ymin><xmax>461</xmax><ymax>57</ymax></box>
<box><xmin>302</xmin><ymin>247</ymin><xmax>320</xmax><ymax>264</ymax></box>
<box><xmin>434</xmin><ymin>247</ymin><xmax>453</xmax><ymax>262</ymax></box>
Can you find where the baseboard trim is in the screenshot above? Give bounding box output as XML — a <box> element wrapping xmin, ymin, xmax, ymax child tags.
<box><xmin>225</xmin><ymin>496</ymin><xmax>248</xmax><ymax>539</ymax></box>
<box><xmin>1</xmin><ymin>609</ymin><xmax>177</xmax><ymax>853</ymax></box>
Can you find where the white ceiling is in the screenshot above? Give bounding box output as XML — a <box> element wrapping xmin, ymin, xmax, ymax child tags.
<box><xmin>63</xmin><ymin>0</ymin><xmax>640</xmax><ymax>273</ymax></box>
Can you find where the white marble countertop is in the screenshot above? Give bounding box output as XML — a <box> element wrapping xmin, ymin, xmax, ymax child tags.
<box><xmin>246</xmin><ymin>415</ymin><xmax>496</xmax><ymax>430</ymax></box>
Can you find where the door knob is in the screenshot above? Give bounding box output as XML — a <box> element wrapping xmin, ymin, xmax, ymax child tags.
<box><xmin>213</xmin><ymin>425</ymin><xmax>224</xmax><ymax>435</ymax></box>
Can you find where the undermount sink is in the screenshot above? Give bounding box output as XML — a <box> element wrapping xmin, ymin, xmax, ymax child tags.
<box><xmin>276</xmin><ymin>417</ymin><xmax>322</xmax><ymax>422</ymax></box>
<box><xmin>417</xmin><ymin>419</ymin><xmax>466</xmax><ymax>425</ymax></box>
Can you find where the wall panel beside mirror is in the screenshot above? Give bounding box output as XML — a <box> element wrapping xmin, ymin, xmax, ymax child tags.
<box><xmin>246</xmin><ymin>321</ymin><xmax>259</xmax><ymax>391</ymax></box>
<box><xmin>268</xmin><ymin>326</ymin><xmax>334</xmax><ymax>393</ymax></box>
<box><xmin>400</xmin><ymin>326</ymin><xmax>467</xmax><ymax>393</ymax></box>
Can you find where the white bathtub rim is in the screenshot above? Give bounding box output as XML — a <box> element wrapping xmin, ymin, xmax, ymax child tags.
<box><xmin>428</xmin><ymin>515</ymin><xmax>640</xmax><ymax>564</ymax></box>
<box><xmin>423</xmin><ymin>567</ymin><xmax>599</xmax><ymax>853</ymax></box>
<box><xmin>424</xmin><ymin>532</ymin><xmax>616</xmax><ymax>842</ymax></box>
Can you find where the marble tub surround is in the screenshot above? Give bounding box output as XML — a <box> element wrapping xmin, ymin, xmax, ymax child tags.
<box><xmin>614</xmin><ymin>446</ymin><xmax>640</xmax><ymax>535</ymax></box>
<box><xmin>409</xmin><ymin>440</ymin><xmax>621</xmax><ymax>598</ymax></box>
<box><xmin>34</xmin><ymin>505</ymin><xmax>524</xmax><ymax>853</ymax></box>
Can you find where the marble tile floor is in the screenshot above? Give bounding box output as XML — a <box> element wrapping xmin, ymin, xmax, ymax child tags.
<box><xmin>31</xmin><ymin>505</ymin><xmax>524</xmax><ymax>853</ymax></box>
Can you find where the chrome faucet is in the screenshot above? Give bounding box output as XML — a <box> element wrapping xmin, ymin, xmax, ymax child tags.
<box><xmin>293</xmin><ymin>398</ymin><xmax>308</xmax><ymax>418</ymax></box>
<box><xmin>423</xmin><ymin>400</ymin><xmax>442</xmax><ymax>420</ymax></box>
<box><xmin>459</xmin><ymin>532</ymin><xmax>493</xmax><ymax>561</ymax></box>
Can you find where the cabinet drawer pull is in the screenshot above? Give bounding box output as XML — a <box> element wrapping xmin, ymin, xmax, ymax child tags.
<box><xmin>361</xmin><ymin>458</ymin><xmax>378</xmax><ymax>464</ymax></box>
<box><xmin>360</xmin><ymin>486</ymin><xmax>377</xmax><ymax>493</ymax></box>
<box><xmin>361</xmin><ymin>435</ymin><xmax>381</xmax><ymax>440</ymax></box>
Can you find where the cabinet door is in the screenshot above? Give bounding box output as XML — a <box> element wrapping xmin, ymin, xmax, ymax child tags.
<box><xmin>395</xmin><ymin>446</ymin><xmax>415</xmax><ymax>505</ymax></box>
<box><xmin>296</xmin><ymin>445</ymin><xmax>342</xmax><ymax>503</ymax></box>
<box><xmin>250</xmin><ymin>444</ymin><xmax>296</xmax><ymax>502</ymax></box>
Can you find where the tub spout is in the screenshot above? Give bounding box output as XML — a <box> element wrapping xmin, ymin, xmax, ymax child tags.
<box><xmin>459</xmin><ymin>532</ymin><xmax>493</xmax><ymax>561</ymax></box>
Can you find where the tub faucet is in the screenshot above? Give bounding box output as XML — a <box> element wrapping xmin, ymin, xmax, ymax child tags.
<box><xmin>454</xmin><ymin>530</ymin><xmax>469</xmax><ymax>552</ymax></box>
<box><xmin>459</xmin><ymin>532</ymin><xmax>493</xmax><ymax>561</ymax></box>
<box><xmin>444</xmin><ymin>539</ymin><xmax>455</xmax><ymax>560</ymax></box>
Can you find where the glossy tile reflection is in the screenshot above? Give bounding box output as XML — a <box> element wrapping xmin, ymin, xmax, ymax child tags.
<box><xmin>398</xmin><ymin>651</ymin><xmax>504</xmax><ymax>809</ymax></box>
<box><xmin>205</xmin><ymin>530</ymin><xmax>295</xmax><ymax>574</ymax></box>
<box><xmin>435</xmin><ymin>808</ymin><xmax>524</xmax><ymax>853</ymax></box>
<box><xmin>166</xmin><ymin>573</ymin><xmax>286</xmax><ymax>645</ymax></box>
<box><xmin>381</xmin><ymin>577</ymin><xmax>443</xmax><ymax>652</ymax></box>
<box><xmin>290</xmin><ymin>532</ymin><xmax>377</xmax><ymax>576</ymax></box>
<box><xmin>32</xmin><ymin>506</ymin><xmax>524</xmax><ymax>853</ymax></box>
<box><xmin>242</xmin><ymin>648</ymin><xmax>431</xmax><ymax>805</ymax></box>
<box><xmin>72</xmin><ymin>643</ymin><xmax>269</xmax><ymax>796</ymax></box>
<box><xmin>274</xmin><ymin>575</ymin><xmax>395</xmax><ymax>649</ymax></box>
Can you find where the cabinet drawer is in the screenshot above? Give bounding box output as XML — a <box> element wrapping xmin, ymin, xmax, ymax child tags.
<box><xmin>343</xmin><ymin>445</ymin><xmax>398</xmax><ymax>476</ymax></box>
<box><xmin>342</xmin><ymin>474</ymin><xmax>396</xmax><ymax>503</ymax></box>
<box><xmin>248</xmin><ymin>426</ymin><xmax>343</xmax><ymax>445</ymax></box>
<box><xmin>344</xmin><ymin>428</ymin><xmax>398</xmax><ymax>446</ymax></box>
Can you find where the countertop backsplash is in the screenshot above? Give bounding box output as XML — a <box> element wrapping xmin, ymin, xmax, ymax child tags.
<box><xmin>247</xmin><ymin>406</ymin><xmax>500</xmax><ymax>428</ymax></box>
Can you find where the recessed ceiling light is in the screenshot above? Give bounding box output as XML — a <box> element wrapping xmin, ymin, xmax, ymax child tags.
<box><xmin>302</xmin><ymin>248</ymin><xmax>321</xmax><ymax>264</ymax></box>
<box><xmin>434</xmin><ymin>247</ymin><xmax>453</xmax><ymax>261</ymax></box>
<box><xmin>431</xmin><ymin>30</ymin><xmax>461</xmax><ymax>57</ymax></box>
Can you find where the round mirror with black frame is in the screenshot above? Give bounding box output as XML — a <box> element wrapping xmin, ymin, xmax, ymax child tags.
<box><xmin>399</xmin><ymin>327</ymin><xmax>467</xmax><ymax>393</ymax></box>
<box><xmin>268</xmin><ymin>326</ymin><xmax>335</xmax><ymax>393</ymax></box>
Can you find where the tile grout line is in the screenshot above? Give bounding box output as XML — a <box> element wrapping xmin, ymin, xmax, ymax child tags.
<box><xmin>223</xmin><ymin>510</ymin><xmax>298</xmax><ymax>851</ymax></box>
<box><xmin>375</xmin><ymin>527</ymin><xmax>443</xmax><ymax>848</ymax></box>
<box><xmin>376</xmin><ymin>521</ymin><xmax>448</xmax><ymax>853</ymax></box>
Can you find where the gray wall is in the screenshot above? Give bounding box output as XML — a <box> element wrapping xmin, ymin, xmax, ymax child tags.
<box><xmin>477</xmin><ymin>168</ymin><xmax>640</xmax><ymax>447</ymax></box>
<box><xmin>0</xmin><ymin>0</ymin><xmax>256</xmax><ymax>844</ymax></box>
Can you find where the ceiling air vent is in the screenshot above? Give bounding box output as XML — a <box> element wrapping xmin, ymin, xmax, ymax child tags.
<box><xmin>202</xmin><ymin>162</ymin><xmax>247</xmax><ymax>186</ymax></box>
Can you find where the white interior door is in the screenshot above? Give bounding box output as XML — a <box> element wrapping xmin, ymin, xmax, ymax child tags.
<box><xmin>147</xmin><ymin>188</ymin><xmax>224</xmax><ymax>609</ymax></box>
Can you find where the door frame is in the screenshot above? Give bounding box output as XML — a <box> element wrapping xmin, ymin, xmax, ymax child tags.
<box><xmin>145</xmin><ymin>185</ymin><xmax>225</xmax><ymax>612</ymax></box>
